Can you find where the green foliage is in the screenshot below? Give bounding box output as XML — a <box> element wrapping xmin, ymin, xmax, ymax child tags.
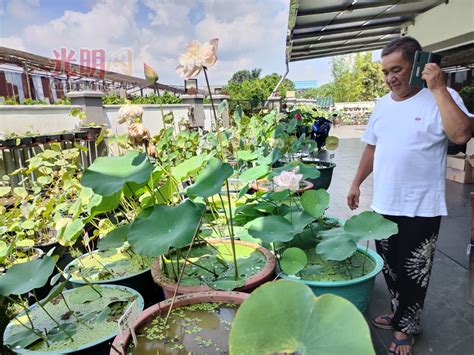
<box><xmin>303</xmin><ymin>53</ymin><xmax>387</xmax><ymax>102</ymax></box>
<box><xmin>224</xmin><ymin>69</ymin><xmax>295</xmax><ymax>114</ymax></box>
<box><xmin>102</xmin><ymin>92</ymin><xmax>182</xmax><ymax>105</ymax></box>
<box><xmin>53</xmin><ymin>97</ymin><xmax>72</xmax><ymax>105</ymax></box>
<box><xmin>229</xmin><ymin>280</ymin><xmax>375</xmax><ymax>355</ymax></box>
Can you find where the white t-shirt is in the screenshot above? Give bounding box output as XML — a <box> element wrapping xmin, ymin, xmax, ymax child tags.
<box><xmin>362</xmin><ymin>88</ymin><xmax>472</xmax><ymax>217</ymax></box>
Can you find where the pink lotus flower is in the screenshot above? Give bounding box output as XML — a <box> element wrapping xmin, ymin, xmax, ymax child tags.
<box><xmin>295</xmin><ymin>113</ymin><xmax>302</xmax><ymax>120</ymax></box>
<box><xmin>273</xmin><ymin>169</ymin><xmax>303</xmax><ymax>192</ymax></box>
<box><xmin>176</xmin><ymin>38</ymin><xmax>219</xmax><ymax>79</ymax></box>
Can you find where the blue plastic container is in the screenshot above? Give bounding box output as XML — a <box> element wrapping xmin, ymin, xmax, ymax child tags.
<box><xmin>279</xmin><ymin>246</ymin><xmax>384</xmax><ymax>313</ymax></box>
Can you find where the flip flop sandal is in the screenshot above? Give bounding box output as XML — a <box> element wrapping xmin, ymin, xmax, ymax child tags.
<box><xmin>387</xmin><ymin>335</ymin><xmax>415</xmax><ymax>355</ymax></box>
<box><xmin>371</xmin><ymin>314</ymin><xmax>394</xmax><ymax>330</ymax></box>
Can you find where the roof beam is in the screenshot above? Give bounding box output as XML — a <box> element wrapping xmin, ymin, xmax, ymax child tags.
<box><xmin>290</xmin><ymin>43</ymin><xmax>388</xmax><ymax>62</ymax></box>
<box><xmin>292</xmin><ymin>39</ymin><xmax>394</xmax><ymax>55</ymax></box>
<box><xmin>292</xmin><ymin>20</ymin><xmax>407</xmax><ymax>40</ymax></box>
<box><xmin>292</xmin><ymin>28</ymin><xmax>401</xmax><ymax>45</ymax></box>
<box><xmin>297</xmin><ymin>0</ymin><xmax>442</xmax><ymax>17</ymax></box>
<box><xmin>294</xmin><ymin>10</ymin><xmax>415</xmax><ymax>30</ymax></box>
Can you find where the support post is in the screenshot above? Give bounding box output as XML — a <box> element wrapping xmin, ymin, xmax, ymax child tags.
<box><xmin>469</xmin><ymin>192</ymin><xmax>474</xmax><ymax>306</ymax></box>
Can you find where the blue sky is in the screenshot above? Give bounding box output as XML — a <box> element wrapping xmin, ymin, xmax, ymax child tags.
<box><xmin>0</xmin><ymin>0</ymin><xmax>379</xmax><ymax>87</ymax></box>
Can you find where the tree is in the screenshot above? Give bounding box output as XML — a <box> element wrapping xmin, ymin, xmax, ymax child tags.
<box><xmin>223</xmin><ymin>70</ymin><xmax>295</xmax><ymax>113</ymax></box>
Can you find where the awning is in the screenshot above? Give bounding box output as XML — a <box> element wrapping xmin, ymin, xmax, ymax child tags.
<box><xmin>286</xmin><ymin>0</ymin><xmax>447</xmax><ymax>62</ymax></box>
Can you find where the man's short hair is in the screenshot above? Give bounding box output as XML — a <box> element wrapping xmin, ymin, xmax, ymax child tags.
<box><xmin>381</xmin><ymin>36</ymin><xmax>422</xmax><ymax>65</ymax></box>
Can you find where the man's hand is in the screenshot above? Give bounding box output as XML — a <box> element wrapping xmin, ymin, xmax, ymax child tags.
<box><xmin>347</xmin><ymin>185</ymin><xmax>360</xmax><ymax>210</ymax></box>
<box><xmin>422</xmin><ymin>63</ymin><xmax>446</xmax><ymax>93</ymax></box>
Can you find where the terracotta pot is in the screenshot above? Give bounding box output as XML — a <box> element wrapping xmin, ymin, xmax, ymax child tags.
<box><xmin>251</xmin><ymin>178</ymin><xmax>313</xmax><ymax>193</ymax></box>
<box><xmin>109</xmin><ymin>290</ymin><xmax>249</xmax><ymax>355</ymax></box>
<box><xmin>151</xmin><ymin>240</ymin><xmax>276</xmax><ymax>298</ymax></box>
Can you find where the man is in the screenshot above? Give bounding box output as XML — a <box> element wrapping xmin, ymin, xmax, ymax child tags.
<box><xmin>347</xmin><ymin>36</ymin><xmax>471</xmax><ymax>355</ymax></box>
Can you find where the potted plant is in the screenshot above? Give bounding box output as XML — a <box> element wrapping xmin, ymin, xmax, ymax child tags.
<box><xmin>111</xmin><ymin>280</ymin><xmax>375</xmax><ymax>355</ymax></box>
<box><xmin>0</xmin><ymin>256</ymin><xmax>144</xmax><ymax>354</ymax></box>
<box><xmin>238</xmin><ymin>169</ymin><xmax>398</xmax><ymax>313</ymax></box>
<box><xmin>110</xmin><ymin>290</ymin><xmax>248</xmax><ymax>354</ymax></box>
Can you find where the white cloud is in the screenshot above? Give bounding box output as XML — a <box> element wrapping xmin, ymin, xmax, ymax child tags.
<box><xmin>1</xmin><ymin>0</ymin><xmax>292</xmax><ymax>84</ymax></box>
<box><xmin>0</xmin><ymin>36</ymin><xmax>26</xmax><ymax>51</ymax></box>
<box><xmin>6</xmin><ymin>0</ymin><xmax>39</xmax><ymax>21</ymax></box>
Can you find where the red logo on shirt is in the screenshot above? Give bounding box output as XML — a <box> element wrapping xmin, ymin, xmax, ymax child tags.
<box><xmin>415</xmin><ymin>117</ymin><xmax>422</xmax><ymax>121</ymax></box>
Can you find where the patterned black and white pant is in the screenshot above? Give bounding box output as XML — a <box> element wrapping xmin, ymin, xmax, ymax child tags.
<box><xmin>375</xmin><ymin>215</ymin><xmax>442</xmax><ymax>335</ymax></box>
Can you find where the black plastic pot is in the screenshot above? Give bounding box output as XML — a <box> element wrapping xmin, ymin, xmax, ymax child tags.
<box><xmin>85</xmin><ymin>127</ymin><xmax>102</xmax><ymax>140</ymax></box>
<box><xmin>301</xmin><ymin>159</ymin><xmax>336</xmax><ymax>190</ymax></box>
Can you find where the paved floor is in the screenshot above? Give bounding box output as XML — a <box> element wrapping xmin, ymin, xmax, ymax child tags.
<box><xmin>326</xmin><ymin>128</ymin><xmax>474</xmax><ymax>355</ymax></box>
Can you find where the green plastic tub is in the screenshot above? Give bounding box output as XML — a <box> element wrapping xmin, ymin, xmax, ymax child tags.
<box><xmin>279</xmin><ymin>246</ymin><xmax>384</xmax><ymax>313</ymax></box>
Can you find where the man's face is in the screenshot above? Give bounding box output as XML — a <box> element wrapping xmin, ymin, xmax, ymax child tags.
<box><xmin>381</xmin><ymin>50</ymin><xmax>417</xmax><ymax>100</ymax></box>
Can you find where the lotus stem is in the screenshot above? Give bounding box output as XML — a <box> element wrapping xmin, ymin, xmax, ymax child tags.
<box><xmin>163</xmin><ymin>209</ymin><xmax>206</xmax><ymax>327</ymax></box>
<box><xmin>362</xmin><ymin>241</ymin><xmax>369</xmax><ymax>277</ymax></box>
<box><xmin>203</xmin><ymin>67</ymin><xmax>224</xmax><ymax>159</ymax></box>
<box><xmin>225</xmin><ymin>180</ymin><xmax>239</xmax><ymax>280</ymax></box>
<box><xmin>80</xmin><ymin>277</ymin><xmax>103</xmax><ymax>297</ymax></box>
<box><xmin>60</xmin><ymin>294</ymin><xmax>92</xmax><ymax>329</ymax></box>
<box><xmin>32</xmin><ymin>291</ymin><xmax>74</xmax><ymax>342</ymax></box>
<box><xmin>343</xmin><ymin>260</ymin><xmax>353</xmax><ymax>280</ymax></box>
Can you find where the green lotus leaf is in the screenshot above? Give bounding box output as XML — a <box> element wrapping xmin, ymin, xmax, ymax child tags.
<box><xmin>229</xmin><ymin>280</ymin><xmax>375</xmax><ymax>355</ymax></box>
<box><xmin>247</xmin><ymin>216</ymin><xmax>295</xmax><ymax>243</ymax></box>
<box><xmin>280</xmin><ymin>247</ymin><xmax>308</xmax><ymax>275</ymax></box>
<box><xmin>316</xmin><ymin>227</ymin><xmax>358</xmax><ymax>261</ymax></box>
<box><xmin>13</xmin><ymin>187</ymin><xmax>28</xmax><ymax>199</ymax></box>
<box><xmin>325</xmin><ymin>136</ymin><xmax>339</xmax><ymax>151</ymax></box>
<box><xmin>269</xmin><ymin>189</ymin><xmax>290</xmax><ymax>201</ymax></box>
<box><xmin>81</xmin><ymin>151</ymin><xmax>153</xmax><ymax>197</ymax></box>
<box><xmin>285</xmin><ymin>211</ymin><xmax>315</xmax><ymax>234</ymax></box>
<box><xmin>186</xmin><ymin>158</ymin><xmax>233</xmax><ymax>198</ymax></box>
<box><xmin>0</xmin><ymin>186</ymin><xmax>11</xmax><ymax>197</ymax></box>
<box><xmin>344</xmin><ymin>211</ymin><xmax>398</xmax><ymax>242</ymax></box>
<box><xmin>86</xmin><ymin>193</ymin><xmax>122</xmax><ymax>217</ymax></box>
<box><xmin>128</xmin><ymin>200</ymin><xmax>204</xmax><ymax>257</ymax></box>
<box><xmin>0</xmin><ymin>256</ymin><xmax>56</xmax><ymax>296</ymax></box>
<box><xmin>236</xmin><ymin>150</ymin><xmax>258</xmax><ymax>161</ymax></box>
<box><xmin>258</xmin><ymin>149</ymin><xmax>281</xmax><ymax>165</ymax></box>
<box><xmin>301</xmin><ymin>189</ymin><xmax>330</xmax><ymax>219</ymax></box>
<box><xmin>208</xmin><ymin>277</ymin><xmax>245</xmax><ymax>291</ymax></box>
<box><xmin>233</xmin><ymin>105</ymin><xmax>243</xmax><ymax>124</ymax></box>
<box><xmin>46</xmin><ymin>323</ymin><xmax>78</xmax><ymax>343</ymax></box>
<box><xmin>58</xmin><ymin>219</ymin><xmax>85</xmax><ymax>246</ymax></box>
<box><xmin>0</xmin><ymin>240</ymin><xmax>9</xmax><ymax>258</ymax></box>
<box><xmin>239</xmin><ymin>164</ymin><xmax>270</xmax><ymax>183</ymax></box>
<box><xmin>98</xmin><ymin>224</ymin><xmax>130</xmax><ymax>250</ymax></box>
<box><xmin>40</xmin><ymin>279</ymin><xmax>69</xmax><ymax>307</ymax></box>
<box><xmin>16</xmin><ymin>239</ymin><xmax>34</xmax><ymax>248</ymax></box>
<box><xmin>4</xmin><ymin>328</ymin><xmax>42</xmax><ymax>349</ymax></box>
<box><xmin>171</xmin><ymin>155</ymin><xmax>207</xmax><ymax>182</ymax></box>
<box><xmin>295</xmin><ymin>163</ymin><xmax>321</xmax><ymax>180</ymax></box>
<box><xmin>68</xmin><ymin>285</ymin><xmax>103</xmax><ymax>304</ymax></box>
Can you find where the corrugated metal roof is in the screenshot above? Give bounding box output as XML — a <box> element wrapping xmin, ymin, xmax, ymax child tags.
<box><xmin>286</xmin><ymin>0</ymin><xmax>446</xmax><ymax>62</ymax></box>
<box><xmin>0</xmin><ymin>46</ymin><xmax>184</xmax><ymax>94</ymax></box>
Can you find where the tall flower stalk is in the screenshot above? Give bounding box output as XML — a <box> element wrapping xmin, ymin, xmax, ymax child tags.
<box><xmin>177</xmin><ymin>38</ymin><xmax>239</xmax><ymax>280</ymax></box>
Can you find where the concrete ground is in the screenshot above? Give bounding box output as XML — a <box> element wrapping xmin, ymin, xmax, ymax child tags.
<box><xmin>327</xmin><ymin>126</ymin><xmax>474</xmax><ymax>355</ymax></box>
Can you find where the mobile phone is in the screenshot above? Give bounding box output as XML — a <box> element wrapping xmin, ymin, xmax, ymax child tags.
<box><xmin>409</xmin><ymin>50</ymin><xmax>442</xmax><ymax>88</ymax></box>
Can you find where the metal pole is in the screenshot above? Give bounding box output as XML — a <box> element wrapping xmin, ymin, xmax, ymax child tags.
<box><xmin>264</xmin><ymin>60</ymin><xmax>289</xmax><ymax>108</ymax></box>
<box><xmin>469</xmin><ymin>192</ymin><xmax>474</xmax><ymax>306</ymax></box>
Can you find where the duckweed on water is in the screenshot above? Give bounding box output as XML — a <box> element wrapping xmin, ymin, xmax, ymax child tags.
<box><xmin>127</xmin><ymin>302</ymin><xmax>238</xmax><ymax>354</ymax></box>
<box><xmin>162</xmin><ymin>243</ymin><xmax>266</xmax><ymax>287</ymax></box>
<box><xmin>298</xmin><ymin>249</ymin><xmax>376</xmax><ymax>281</ymax></box>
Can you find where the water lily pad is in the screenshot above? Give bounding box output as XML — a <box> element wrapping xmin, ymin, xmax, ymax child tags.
<box><xmin>247</xmin><ymin>216</ymin><xmax>295</xmax><ymax>243</ymax></box>
<box><xmin>46</xmin><ymin>323</ymin><xmax>78</xmax><ymax>343</ymax></box>
<box><xmin>128</xmin><ymin>200</ymin><xmax>204</xmax><ymax>257</ymax></box>
<box><xmin>280</xmin><ymin>248</ymin><xmax>308</xmax><ymax>275</ymax></box>
<box><xmin>344</xmin><ymin>211</ymin><xmax>398</xmax><ymax>241</ymax></box>
<box><xmin>3</xmin><ymin>328</ymin><xmax>42</xmax><ymax>349</ymax></box>
<box><xmin>186</xmin><ymin>158</ymin><xmax>233</xmax><ymax>198</ymax></box>
<box><xmin>301</xmin><ymin>189</ymin><xmax>329</xmax><ymax>219</ymax></box>
<box><xmin>229</xmin><ymin>280</ymin><xmax>375</xmax><ymax>355</ymax></box>
<box><xmin>0</xmin><ymin>186</ymin><xmax>11</xmax><ymax>197</ymax></box>
<box><xmin>209</xmin><ymin>277</ymin><xmax>245</xmax><ymax>291</ymax></box>
<box><xmin>81</xmin><ymin>151</ymin><xmax>153</xmax><ymax>197</ymax></box>
<box><xmin>68</xmin><ymin>285</ymin><xmax>102</xmax><ymax>304</ymax></box>
<box><xmin>0</xmin><ymin>256</ymin><xmax>56</xmax><ymax>296</ymax></box>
